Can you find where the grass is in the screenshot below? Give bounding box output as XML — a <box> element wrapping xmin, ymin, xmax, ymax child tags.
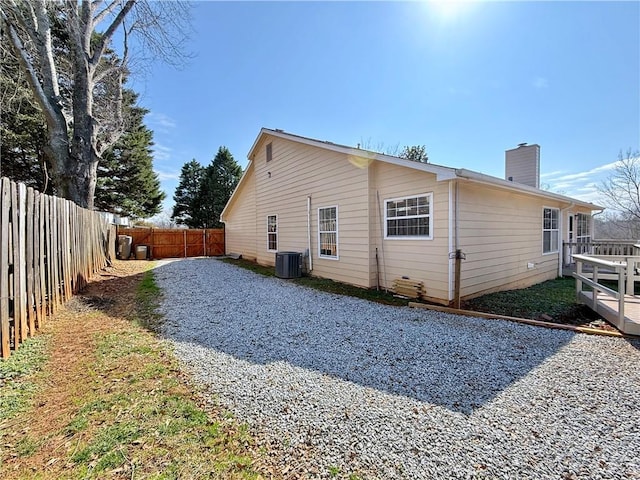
<box><xmin>223</xmin><ymin>258</ymin><xmax>600</xmax><ymax>326</ymax></box>
<box><xmin>462</xmin><ymin>276</ymin><xmax>600</xmax><ymax>325</ymax></box>
<box><xmin>0</xmin><ymin>334</ymin><xmax>51</xmax><ymax>422</ymax></box>
<box><xmin>222</xmin><ymin>257</ymin><xmax>409</xmax><ymax>306</ymax></box>
<box><xmin>1</xmin><ymin>262</ymin><xmax>267</xmax><ymax>479</ymax></box>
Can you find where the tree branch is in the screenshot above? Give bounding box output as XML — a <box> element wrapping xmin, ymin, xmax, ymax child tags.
<box><xmin>90</xmin><ymin>0</ymin><xmax>135</xmax><ymax>66</ymax></box>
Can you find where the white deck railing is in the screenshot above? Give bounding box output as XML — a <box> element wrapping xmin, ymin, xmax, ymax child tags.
<box><xmin>563</xmin><ymin>240</ymin><xmax>640</xmax><ymax>266</ymax></box>
<box><xmin>572</xmin><ymin>254</ymin><xmax>640</xmax><ymax>326</ymax></box>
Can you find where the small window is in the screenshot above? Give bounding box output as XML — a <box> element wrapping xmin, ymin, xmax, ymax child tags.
<box><xmin>267</xmin><ymin>215</ymin><xmax>277</xmax><ymax>251</ymax></box>
<box><xmin>543</xmin><ymin>207</ymin><xmax>559</xmax><ymax>254</ymax></box>
<box><xmin>318</xmin><ymin>206</ymin><xmax>338</xmax><ymax>259</ymax></box>
<box><xmin>384</xmin><ymin>193</ymin><xmax>432</xmax><ymax>239</ymax></box>
<box><xmin>266</xmin><ymin>142</ymin><xmax>272</xmax><ymax>162</ymax></box>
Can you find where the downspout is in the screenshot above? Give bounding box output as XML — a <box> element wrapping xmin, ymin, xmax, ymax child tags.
<box><xmin>453</xmin><ymin>179</ymin><xmax>462</xmax><ymax>307</ymax></box>
<box><xmin>559</xmin><ymin>202</ymin><xmax>575</xmax><ymax>277</ymax></box>
<box><xmin>307</xmin><ymin>195</ymin><xmax>313</xmax><ymax>272</ymax></box>
<box><xmin>448</xmin><ymin>180</ymin><xmax>459</xmax><ymax>302</ymax></box>
<box><xmin>376</xmin><ymin>190</ymin><xmax>388</xmax><ymax>292</ymax></box>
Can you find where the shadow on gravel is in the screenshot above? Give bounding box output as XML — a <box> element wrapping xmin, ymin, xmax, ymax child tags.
<box><xmin>154</xmin><ymin>259</ymin><xmax>579</xmax><ymax>415</ymax></box>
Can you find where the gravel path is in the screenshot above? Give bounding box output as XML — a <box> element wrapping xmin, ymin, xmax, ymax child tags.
<box><xmin>155</xmin><ymin>258</ymin><xmax>640</xmax><ymax>480</ymax></box>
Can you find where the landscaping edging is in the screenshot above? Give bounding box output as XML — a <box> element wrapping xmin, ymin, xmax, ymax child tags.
<box><xmin>408</xmin><ymin>302</ymin><xmax>629</xmax><ymax>337</ymax></box>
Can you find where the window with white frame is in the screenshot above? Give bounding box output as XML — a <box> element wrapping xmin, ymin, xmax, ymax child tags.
<box><xmin>318</xmin><ymin>206</ymin><xmax>338</xmax><ymax>258</ymax></box>
<box><xmin>267</xmin><ymin>215</ymin><xmax>277</xmax><ymax>251</ymax></box>
<box><xmin>385</xmin><ymin>193</ymin><xmax>432</xmax><ymax>239</ymax></box>
<box><xmin>576</xmin><ymin>213</ymin><xmax>591</xmax><ymax>243</ymax></box>
<box><xmin>543</xmin><ymin>207</ymin><xmax>559</xmax><ymax>253</ymax></box>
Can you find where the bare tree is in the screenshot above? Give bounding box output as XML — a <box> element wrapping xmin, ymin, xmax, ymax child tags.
<box><xmin>599</xmin><ymin>149</ymin><xmax>640</xmax><ymax>224</ymax></box>
<box><xmin>0</xmin><ymin>0</ymin><xmax>190</xmax><ymax>208</ymax></box>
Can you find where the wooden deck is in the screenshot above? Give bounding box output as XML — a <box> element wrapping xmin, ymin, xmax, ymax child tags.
<box><xmin>577</xmin><ymin>291</ymin><xmax>640</xmax><ymax>336</ymax></box>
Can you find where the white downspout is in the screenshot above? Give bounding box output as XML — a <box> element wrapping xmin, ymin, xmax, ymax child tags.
<box><xmin>307</xmin><ymin>196</ymin><xmax>313</xmax><ymax>272</ymax></box>
<box><xmin>448</xmin><ymin>180</ymin><xmax>458</xmax><ymax>302</ymax></box>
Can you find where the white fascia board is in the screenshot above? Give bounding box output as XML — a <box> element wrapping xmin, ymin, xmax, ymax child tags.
<box><xmin>455</xmin><ymin>168</ymin><xmax>605</xmax><ymax>211</ymax></box>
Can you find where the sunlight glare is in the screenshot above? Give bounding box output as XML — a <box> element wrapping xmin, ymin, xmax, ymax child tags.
<box><xmin>428</xmin><ymin>0</ymin><xmax>473</xmax><ymax>22</ymax></box>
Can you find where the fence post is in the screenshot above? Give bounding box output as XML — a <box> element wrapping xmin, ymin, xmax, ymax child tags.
<box><xmin>184</xmin><ymin>230</ymin><xmax>187</xmax><ymax>258</ymax></box>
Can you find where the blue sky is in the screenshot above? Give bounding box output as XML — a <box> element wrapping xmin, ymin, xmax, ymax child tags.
<box><xmin>128</xmin><ymin>1</ymin><xmax>639</xmax><ymax>214</ymax></box>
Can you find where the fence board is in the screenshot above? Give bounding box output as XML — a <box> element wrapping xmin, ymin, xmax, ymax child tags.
<box><xmin>26</xmin><ymin>187</ymin><xmax>35</xmax><ymax>336</ymax></box>
<box><xmin>1</xmin><ymin>179</ymin><xmax>10</xmax><ymax>358</ymax></box>
<box><xmin>117</xmin><ymin>227</ymin><xmax>225</xmax><ymax>259</ymax></box>
<box><xmin>0</xmin><ymin>177</ymin><xmax>114</xmax><ymax>359</ymax></box>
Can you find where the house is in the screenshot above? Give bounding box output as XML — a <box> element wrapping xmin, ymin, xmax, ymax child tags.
<box><xmin>220</xmin><ymin>128</ymin><xmax>603</xmax><ymax>305</ymax></box>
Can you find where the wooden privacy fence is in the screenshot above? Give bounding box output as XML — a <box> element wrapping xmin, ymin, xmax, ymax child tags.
<box><xmin>117</xmin><ymin>227</ymin><xmax>225</xmax><ymax>259</ymax></box>
<box><xmin>1</xmin><ymin>177</ymin><xmax>116</xmax><ymax>359</ymax></box>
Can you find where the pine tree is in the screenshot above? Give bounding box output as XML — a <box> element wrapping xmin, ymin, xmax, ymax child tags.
<box><xmin>172</xmin><ymin>160</ymin><xmax>204</xmax><ymax>227</ymax></box>
<box><xmin>194</xmin><ymin>147</ymin><xmax>242</xmax><ymax>228</ymax></box>
<box><xmin>0</xmin><ymin>50</ymin><xmax>51</xmax><ymax>192</ymax></box>
<box><xmin>400</xmin><ymin>145</ymin><xmax>429</xmax><ymax>163</ymax></box>
<box><xmin>2</xmin><ymin>32</ymin><xmax>165</xmax><ymax>217</ymax></box>
<box><xmin>95</xmin><ymin>92</ymin><xmax>165</xmax><ymax>219</ymax></box>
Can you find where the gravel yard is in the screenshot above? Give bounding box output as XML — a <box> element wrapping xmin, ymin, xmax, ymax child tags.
<box><xmin>155</xmin><ymin>258</ymin><xmax>640</xmax><ymax>480</ymax></box>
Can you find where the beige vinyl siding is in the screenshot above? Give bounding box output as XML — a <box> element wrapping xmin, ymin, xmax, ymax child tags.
<box><xmin>456</xmin><ymin>182</ymin><xmax>560</xmax><ymax>299</ymax></box>
<box><xmin>223</xmin><ymin>163</ymin><xmax>257</xmax><ymax>260</ymax></box>
<box><xmin>369</xmin><ymin>162</ymin><xmax>451</xmax><ymax>302</ymax></box>
<box><xmin>253</xmin><ymin>136</ymin><xmax>371</xmax><ymax>287</ymax></box>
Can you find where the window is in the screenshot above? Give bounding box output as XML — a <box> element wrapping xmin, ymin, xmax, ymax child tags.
<box><xmin>318</xmin><ymin>206</ymin><xmax>338</xmax><ymax>258</ymax></box>
<box><xmin>385</xmin><ymin>193</ymin><xmax>432</xmax><ymax>239</ymax></box>
<box><xmin>267</xmin><ymin>215</ymin><xmax>277</xmax><ymax>251</ymax></box>
<box><xmin>543</xmin><ymin>207</ymin><xmax>559</xmax><ymax>253</ymax></box>
<box><xmin>266</xmin><ymin>142</ymin><xmax>272</xmax><ymax>162</ymax></box>
<box><xmin>576</xmin><ymin>213</ymin><xmax>591</xmax><ymax>243</ymax></box>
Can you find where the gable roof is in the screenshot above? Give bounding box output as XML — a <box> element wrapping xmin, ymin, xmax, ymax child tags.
<box><xmin>221</xmin><ymin>128</ymin><xmax>604</xmax><ymax>220</ymax></box>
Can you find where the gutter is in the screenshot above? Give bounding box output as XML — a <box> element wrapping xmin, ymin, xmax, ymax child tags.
<box><xmin>454</xmin><ymin>169</ymin><xmax>605</xmax><ymax>211</ymax></box>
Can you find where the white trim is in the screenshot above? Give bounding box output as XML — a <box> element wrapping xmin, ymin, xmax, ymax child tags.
<box><xmin>318</xmin><ymin>205</ymin><xmax>339</xmax><ymax>260</ymax></box>
<box><xmin>456</xmin><ymin>169</ymin><xmax>603</xmax><ymax>211</ymax></box>
<box><xmin>542</xmin><ymin>206</ymin><xmax>560</xmax><ymax>255</ymax></box>
<box><xmin>384</xmin><ymin>193</ymin><xmax>433</xmax><ymax>240</ymax></box>
<box><xmin>266</xmin><ymin>214</ymin><xmax>278</xmax><ymax>252</ymax></box>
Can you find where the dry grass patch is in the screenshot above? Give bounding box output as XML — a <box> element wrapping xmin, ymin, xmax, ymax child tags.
<box><xmin>0</xmin><ymin>260</ymin><xmax>269</xmax><ymax>480</ymax></box>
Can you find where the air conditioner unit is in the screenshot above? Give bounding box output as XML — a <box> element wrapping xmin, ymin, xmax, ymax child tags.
<box><xmin>275</xmin><ymin>252</ymin><xmax>302</xmax><ymax>279</ymax></box>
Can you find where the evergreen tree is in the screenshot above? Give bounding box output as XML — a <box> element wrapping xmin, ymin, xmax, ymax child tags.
<box><xmin>400</xmin><ymin>145</ymin><xmax>429</xmax><ymax>163</ymax></box>
<box><xmin>1</xmin><ymin>29</ymin><xmax>165</xmax><ymax>217</ymax></box>
<box><xmin>95</xmin><ymin>92</ymin><xmax>165</xmax><ymax>218</ymax></box>
<box><xmin>172</xmin><ymin>160</ymin><xmax>204</xmax><ymax>227</ymax></box>
<box><xmin>194</xmin><ymin>147</ymin><xmax>242</xmax><ymax>228</ymax></box>
<box><xmin>0</xmin><ymin>49</ymin><xmax>51</xmax><ymax>192</ymax></box>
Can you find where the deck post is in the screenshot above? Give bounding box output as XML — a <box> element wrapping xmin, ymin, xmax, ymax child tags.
<box><xmin>618</xmin><ymin>265</ymin><xmax>625</xmax><ymax>326</ymax></box>
<box><xmin>592</xmin><ymin>265</ymin><xmax>599</xmax><ymax>310</ymax></box>
<box><xmin>575</xmin><ymin>259</ymin><xmax>582</xmax><ymax>300</ymax></box>
<box><xmin>626</xmin><ymin>257</ymin><xmax>634</xmax><ymax>295</ymax></box>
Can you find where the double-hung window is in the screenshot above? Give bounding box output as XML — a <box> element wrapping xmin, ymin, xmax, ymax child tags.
<box><xmin>318</xmin><ymin>206</ymin><xmax>338</xmax><ymax>258</ymax></box>
<box><xmin>543</xmin><ymin>207</ymin><xmax>559</xmax><ymax>254</ymax></box>
<box><xmin>385</xmin><ymin>193</ymin><xmax>432</xmax><ymax>239</ymax></box>
<box><xmin>576</xmin><ymin>213</ymin><xmax>591</xmax><ymax>243</ymax></box>
<box><xmin>267</xmin><ymin>215</ymin><xmax>277</xmax><ymax>251</ymax></box>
